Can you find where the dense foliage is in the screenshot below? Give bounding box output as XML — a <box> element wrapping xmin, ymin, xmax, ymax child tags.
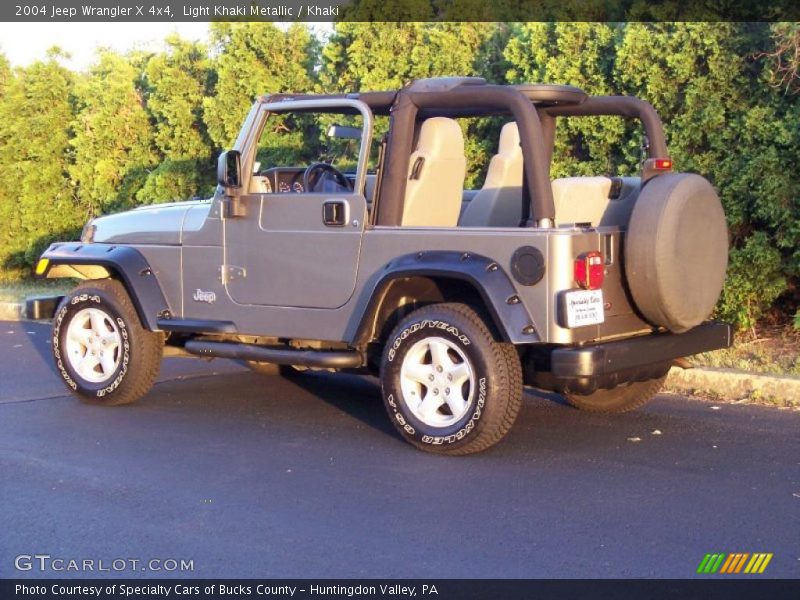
<box><xmin>0</xmin><ymin>22</ymin><xmax>797</xmax><ymax>329</ymax></box>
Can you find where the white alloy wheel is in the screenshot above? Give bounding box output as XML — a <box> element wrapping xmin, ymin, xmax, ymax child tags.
<box><xmin>399</xmin><ymin>336</ymin><xmax>475</xmax><ymax>427</ymax></box>
<box><xmin>65</xmin><ymin>307</ymin><xmax>122</xmax><ymax>383</ymax></box>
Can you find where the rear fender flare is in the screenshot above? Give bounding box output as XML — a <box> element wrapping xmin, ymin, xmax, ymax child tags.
<box><xmin>351</xmin><ymin>251</ymin><xmax>540</xmax><ymax>345</ymax></box>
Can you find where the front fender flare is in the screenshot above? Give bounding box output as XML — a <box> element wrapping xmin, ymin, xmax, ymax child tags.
<box><xmin>350</xmin><ymin>251</ymin><xmax>540</xmax><ymax>345</ymax></box>
<box><xmin>39</xmin><ymin>243</ymin><xmax>170</xmax><ymax>331</ymax></box>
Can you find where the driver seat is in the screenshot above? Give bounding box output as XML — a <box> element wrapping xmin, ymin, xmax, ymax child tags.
<box><xmin>401</xmin><ymin>117</ymin><xmax>466</xmax><ymax>227</ymax></box>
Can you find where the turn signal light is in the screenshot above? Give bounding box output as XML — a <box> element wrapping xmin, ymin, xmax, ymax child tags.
<box><xmin>654</xmin><ymin>158</ymin><xmax>673</xmax><ymax>170</ymax></box>
<box><xmin>35</xmin><ymin>258</ymin><xmax>49</xmax><ymax>276</ymax></box>
<box><xmin>574</xmin><ymin>251</ymin><xmax>604</xmax><ymax>290</ymax></box>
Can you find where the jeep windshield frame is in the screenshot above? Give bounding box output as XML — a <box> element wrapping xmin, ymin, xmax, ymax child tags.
<box><xmin>244</xmin><ymin>97</ymin><xmax>375</xmax><ymax>197</ymax></box>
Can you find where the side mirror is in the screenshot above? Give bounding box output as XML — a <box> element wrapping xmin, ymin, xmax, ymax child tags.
<box><xmin>217</xmin><ymin>150</ymin><xmax>242</xmax><ymax>189</ymax></box>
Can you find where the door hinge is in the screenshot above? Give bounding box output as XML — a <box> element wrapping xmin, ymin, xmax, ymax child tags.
<box><xmin>219</xmin><ymin>265</ymin><xmax>247</xmax><ymax>284</ymax></box>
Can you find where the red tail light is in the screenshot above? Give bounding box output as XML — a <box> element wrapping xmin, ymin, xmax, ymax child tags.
<box><xmin>574</xmin><ymin>251</ymin><xmax>605</xmax><ymax>290</ymax></box>
<box><xmin>654</xmin><ymin>158</ymin><xmax>673</xmax><ymax>171</ymax></box>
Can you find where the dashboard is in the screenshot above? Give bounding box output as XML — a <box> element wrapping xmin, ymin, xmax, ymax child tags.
<box><xmin>253</xmin><ymin>167</ymin><xmax>307</xmax><ymax>194</ymax></box>
<box><xmin>252</xmin><ymin>166</ymin><xmax>359</xmax><ymax>195</ymax></box>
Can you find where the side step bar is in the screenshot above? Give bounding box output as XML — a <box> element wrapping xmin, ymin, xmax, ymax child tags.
<box><xmin>183</xmin><ymin>340</ymin><xmax>363</xmax><ymax>369</ymax></box>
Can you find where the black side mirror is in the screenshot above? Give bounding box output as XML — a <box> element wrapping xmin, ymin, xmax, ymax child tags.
<box><xmin>217</xmin><ymin>150</ymin><xmax>242</xmax><ymax>189</ymax></box>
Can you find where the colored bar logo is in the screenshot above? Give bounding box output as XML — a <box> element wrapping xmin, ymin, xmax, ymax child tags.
<box><xmin>697</xmin><ymin>552</ymin><xmax>773</xmax><ymax>574</ymax></box>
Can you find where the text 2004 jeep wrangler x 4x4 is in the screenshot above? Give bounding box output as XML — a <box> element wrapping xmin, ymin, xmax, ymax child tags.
<box><xmin>31</xmin><ymin>77</ymin><xmax>732</xmax><ymax>455</ymax></box>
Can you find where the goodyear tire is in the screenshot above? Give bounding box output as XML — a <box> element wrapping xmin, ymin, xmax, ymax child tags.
<box><xmin>380</xmin><ymin>303</ymin><xmax>523</xmax><ymax>455</ymax></box>
<box><xmin>52</xmin><ymin>279</ymin><xmax>162</xmax><ymax>406</ymax></box>
<box><xmin>564</xmin><ymin>374</ymin><xmax>667</xmax><ymax>414</ymax></box>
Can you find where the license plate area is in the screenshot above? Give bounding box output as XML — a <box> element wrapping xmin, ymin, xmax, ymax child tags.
<box><xmin>559</xmin><ymin>289</ymin><xmax>605</xmax><ymax>328</ymax></box>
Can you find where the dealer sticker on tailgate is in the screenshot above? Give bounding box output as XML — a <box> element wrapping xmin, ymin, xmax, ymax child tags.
<box><xmin>563</xmin><ymin>289</ymin><xmax>605</xmax><ymax>328</ymax></box>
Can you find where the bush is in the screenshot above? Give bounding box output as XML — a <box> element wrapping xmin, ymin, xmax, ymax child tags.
<box><xmin>716</xmin><ymin>232</ymin><xmax>786</xmax><ymax>331</ymax></box>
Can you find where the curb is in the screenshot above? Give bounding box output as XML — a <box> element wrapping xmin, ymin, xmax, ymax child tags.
<box><xmin>667</xmin><ymin>366</ymin><xmax>800</xmax><ymax>408</ymax></box>
<box><xmin>0</xmin><ymin>301</ymin><xmax>22</xmax><ymax>321</ymax></box>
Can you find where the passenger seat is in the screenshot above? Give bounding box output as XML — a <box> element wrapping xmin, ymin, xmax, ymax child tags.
<box><xmin>401</xmin><ymin>117</ymin><xmax>466</xmax><ymax>227</ymax></box>
<box><xmin>459</xmin><ymin>122</ymin><xmax>524</xmax><ymax>227</ymax></box>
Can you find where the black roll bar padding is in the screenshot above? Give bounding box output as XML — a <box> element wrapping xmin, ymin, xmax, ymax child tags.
<box><xmin>543</xmin><ymin>96</ymin><xmax>669</xmax><ymax>159</ymax></box>
<box><xmin>376</xmin><ymin>85</ymin><xmax>556</xmax><ymax>226</ymax></box>
<box><xmin>376</xmin><ymin>91</ymin><xmax>417</xmax><ymax>226</ymax></box>
<box><xmin>538</xmin><ymin>112</ymin><xmax>557</xmax><ymax>173</ymax></box>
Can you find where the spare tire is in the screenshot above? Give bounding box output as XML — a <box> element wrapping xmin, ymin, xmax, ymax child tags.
<box><xmin>625</xmin><ymin>173</ymin><xmax>728</xmax><ymax>333</ymax></box>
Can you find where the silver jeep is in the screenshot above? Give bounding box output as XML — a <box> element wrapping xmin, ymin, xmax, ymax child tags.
<box><xmin>31</xmin><ymin>77</ymin><xmax>731</xmax><ymax>455</ymax></box>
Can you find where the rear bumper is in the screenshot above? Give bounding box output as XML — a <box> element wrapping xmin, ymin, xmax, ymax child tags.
<box><xmin>551</xmin><ymin>321</ymin><xmax>733</xmax><ymax>379</ymax></box>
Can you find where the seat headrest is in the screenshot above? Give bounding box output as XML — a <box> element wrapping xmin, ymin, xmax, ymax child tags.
<box><xmin>498</xmin><ymin>122</ymin><xmax>520</xmax><ymax>155</ymax></box>
<box><xmin>415</xmin><ymin>117</ymin><xmax>464</xmax><ymax>160</ymax></box>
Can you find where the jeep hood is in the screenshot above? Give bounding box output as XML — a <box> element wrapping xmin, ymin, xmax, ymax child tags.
<box><xmin>88</xmin><ymin>200</ymin><xmax>211</xmax><ymax>245</ymax></box>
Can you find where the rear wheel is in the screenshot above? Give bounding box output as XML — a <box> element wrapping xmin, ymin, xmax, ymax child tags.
<box><xmin>52</xmin><ymin>279</ymin><xmax>162</xmax><ymax>405</ymax></box>
<box><xmin>564</xmin><ymin>375</ymin><xmax>667</xmax><ymax>414</ymax></box>
<box><xmin>380</xmin><ymin>303</ymin><xmax>523</xmax><ymax>455</ymax></box>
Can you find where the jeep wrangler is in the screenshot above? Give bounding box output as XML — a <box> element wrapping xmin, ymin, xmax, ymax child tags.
<box><xmin>30</xmin><ymin>77</ymin><xmax>731</xmax><ymax>455</ymax></box>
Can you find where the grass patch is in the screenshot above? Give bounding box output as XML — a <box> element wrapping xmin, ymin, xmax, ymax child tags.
<box><xmin>0</xmin><ymin>279</ymin><xmax>75</xmax><ymax>303</ymax></box>
<box><xmin>692</xmin><ymin>323</ymin><xmax>800</xmax><ymax>377</ymax></box>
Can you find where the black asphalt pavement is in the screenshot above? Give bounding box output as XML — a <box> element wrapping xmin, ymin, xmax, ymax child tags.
<box><xmin>1</xmin><ymin>321</ymin><xmax>798</xmax><ymax>579</ymax></box>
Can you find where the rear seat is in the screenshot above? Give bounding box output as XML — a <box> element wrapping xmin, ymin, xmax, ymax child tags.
<box><xmin>552</xmin><ymin>176</ymin><xmax>641</xmax><ymax>227</ymax></box>
<box><xmin>458</xmin><ymin>122</ymin><xmax>524</xmax><ymax>227</ymax></box>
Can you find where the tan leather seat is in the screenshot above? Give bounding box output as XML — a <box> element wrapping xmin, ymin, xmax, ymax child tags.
<box><xmin>459</xmin><ymin>122</ymin><xmax>524</xmax><ymax>227</ymax></box>
<box><xmin>401</xmin><ymin>117</ymin><xmax>466</xmax><ymax>227</ymax></box>
<box><xmin>552</xmin><ymin>176</ymin><xmax>641</xmax><ymax>227</ymax></box>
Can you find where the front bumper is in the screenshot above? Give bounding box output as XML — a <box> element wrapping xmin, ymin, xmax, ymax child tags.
<box><xmin>25</xmin><ymin>295</ymin><xmax>65</xmax><ymax>320</ymax></box>
<box><xmin>551</xmin><ymin>321</ymin><xmax>733</xmax><ymax>379</ymax></box>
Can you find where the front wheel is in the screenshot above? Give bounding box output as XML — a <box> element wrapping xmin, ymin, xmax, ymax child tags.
<box><xmin>380</xmin><ymin>303</ymin><xmax>523</xmax><ymax>455</ymax></box>
<box><xmin>52</xmin><ymin>279</ymin><xmax>162</xmax><ymax>405</ymax></box>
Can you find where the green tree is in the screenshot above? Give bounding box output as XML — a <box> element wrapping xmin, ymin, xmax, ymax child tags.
<box><xmin>320</xmin><ymin>22</ymin><xmax>502</xmax><ymax>91</ymax></box>
<box><xmin>615</xmin><ymin>23</ymin><xmax>799</xmax><ymax>325</ymax></box>
<box><xmin>319</xmin><ymin>22</ymin><xmax>507</xmax><ymax>186</ymax></box>
<box><xmin>70</xmin><ymin>50</ymin><xmax>157</xmax><ymax>215</ymax></box>
<box><xmin>203</xmin><ymin>23</ymin><xmax>317</xmax><ymax>149</ymax></box>
<box><xmin>0</xmin><ymin>52</ymin><xmax>10</xmax><ymax>99</ymax></box>
<box><xmin>138</xmin><ymin>35</ymin><xmax>214</xmax><ymax>203</ymax></box>
<box><xmin>505</xmin><ymin>23</ymin><xmax>632</xmax><ymax>177</ymax></box>
<box><xmin>716</xmin><ymin>232</ymin><xmax>786</xmax><ymax>331</ymax></box>
<box><xmin>761</xmin><ymin>22</ymin><xmax>800</xmax><ymax>94</ymax></box>
<box><xmin>0</xmin><ymin>49</ymin><xmax>82</xmax><ymax>278</ymax></box>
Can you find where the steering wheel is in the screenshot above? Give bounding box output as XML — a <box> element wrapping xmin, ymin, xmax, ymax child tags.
<box><xmin>303</xmin><ymin>162</ymin><xmax>352</xmax><ymax>193</ymax></box>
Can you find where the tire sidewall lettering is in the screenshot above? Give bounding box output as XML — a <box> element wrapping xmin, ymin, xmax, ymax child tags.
<box><xmin>387</xmin><ymin>319</ymin><xmax>470</xmax><ymax>363</ymax></box>
<box><xmin>53</xmin><ymin>292</ymin><xmax>130</xmax><ymax>397</ymax></box>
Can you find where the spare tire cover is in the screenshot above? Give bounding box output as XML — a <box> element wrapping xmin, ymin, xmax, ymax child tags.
<box><xmin>625</xmin><ymin>173</ymin><xmax>728</xmax><ymax>333</ymax></box>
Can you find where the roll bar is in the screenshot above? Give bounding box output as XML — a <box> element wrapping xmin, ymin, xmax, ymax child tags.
<box><xmin>543</xmin><ymin>96</ymin><xmax>669</xmax><ymax>158</ymax></box>
<box><xmin>376</xmin><ymin>85</ymin><xmax>556</xmax><ymax>227</ymax></box>
<box><xmin>257</xmin><ymin>82</ymin><xmax>671</xmax><ymax>228</ymax></box>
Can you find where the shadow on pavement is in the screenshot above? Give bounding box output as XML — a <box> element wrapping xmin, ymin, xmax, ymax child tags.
<box><xmin>279</xmin><ymin>370</ymin><xmax>400</xmax><ymax>439</ymax></box>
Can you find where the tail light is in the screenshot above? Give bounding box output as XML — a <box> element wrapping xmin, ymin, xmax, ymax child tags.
<box><xmin>574</xmin><ymin>251</ymin><xmax>604</xmax><ymax>290</ymax></box>
<box><xmin>654</xmin><ymin>158</ymin><xmax>673</xmax><ymax>171</ymax></box>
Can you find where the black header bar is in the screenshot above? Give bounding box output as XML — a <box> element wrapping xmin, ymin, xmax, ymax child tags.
<box><xmin>3</xmin><ymin>579</ymin><xmax>800</xmax><ymax>600</ymax></box>
<box><xmin>3</xmin><ymin>0</ymin><xmax>800</xmax><ymax>22</ymax></box>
